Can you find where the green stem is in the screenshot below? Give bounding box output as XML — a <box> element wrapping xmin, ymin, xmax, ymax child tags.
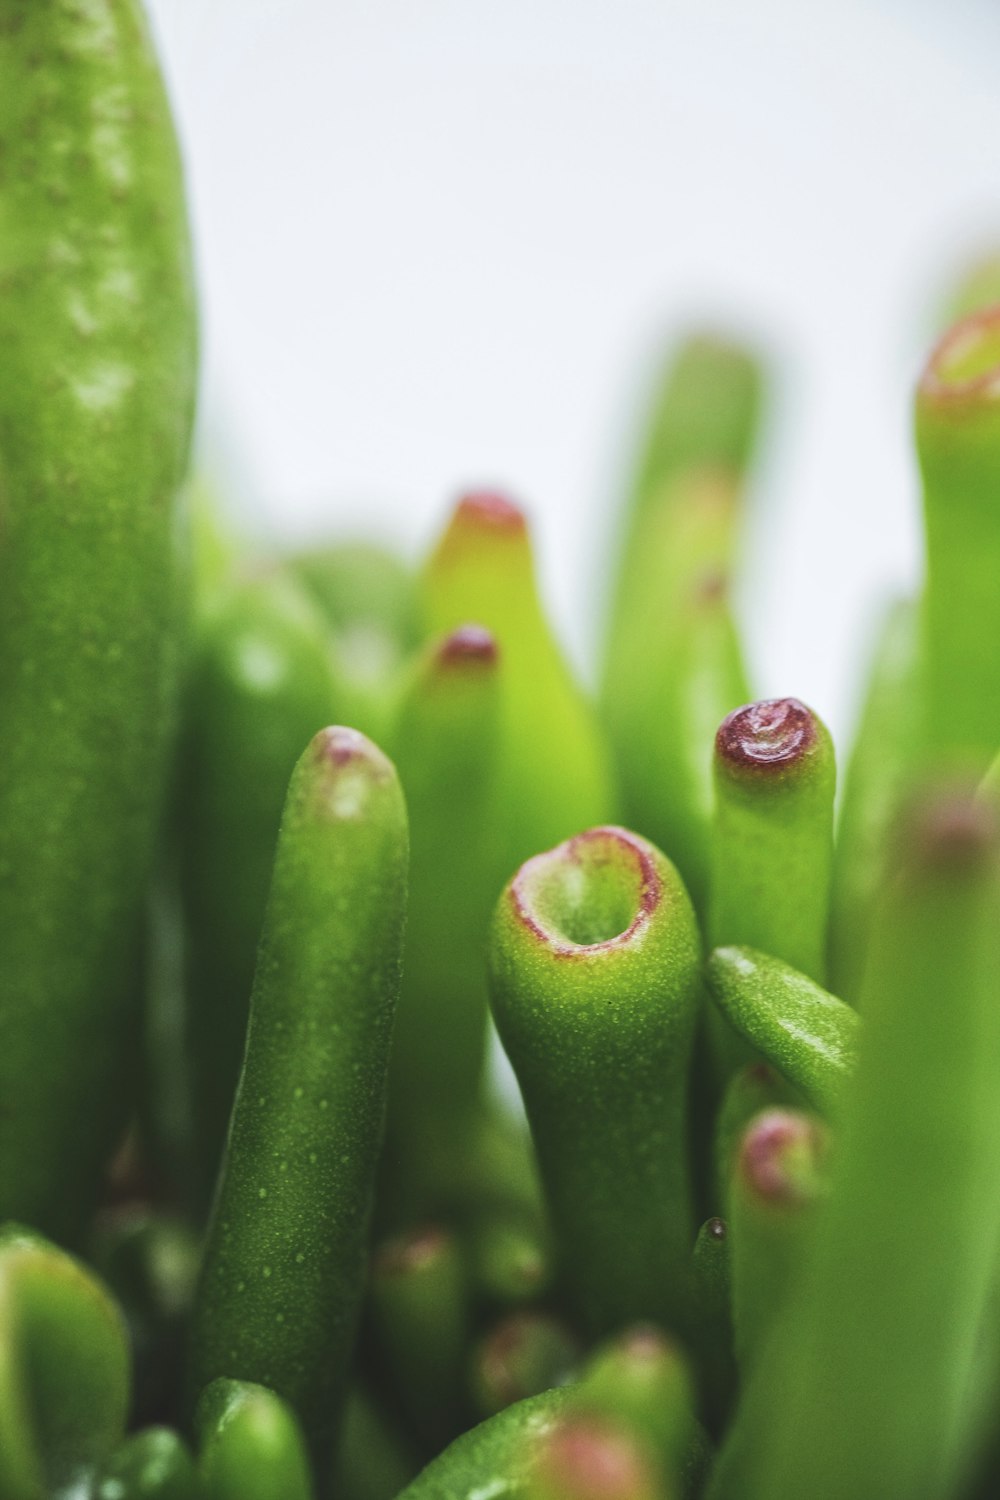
<box><xmin>370</xmin><ymin>1227</ymin><xmax>470</xmax><ymax>1452</ymax></box>
<box><xmin>706</xmin><ymin>947</ymin><xmax>858</xmax><ymax>1115</ymax></box>
<box><xmin>179</xmin><ymin>569</ymin><xmax>338</xmax><ymax>1206</ymax></box>
<box><xmin>95</xmin><ymin>1429</ymin><xmax>198</xmax><ymax>1500</ymax></box>
<box><xmin>469</xmin><ymin>1312</ymin><xmax>580</xmax><ymax>1418</ymax></box>
<box><xmin>916</xmin><ymin>309</ymin><xmax>1000</xmax><ymax>768</ymax></box>
<box><xmin>0</xmin><ymin>0</ymin><xmax>198</xmax><ymax>1240</ymax></box>
<box><xmin>196</xmin><ymin>1380</ymin><xmax>312</xmax><ymax>1500</ymax></box>
<box><xmin>188</xmin><ymin>728</ymin><xmax>408</xmax><ymax>1465</ymax></box>
<box><xmin>829</xmin><ymin>598</ymin><xmax>920</xmax><ymax>1000</ymax></box>
<box><xmin>728</xmin><ymin>1108</ymin><xmax>828</xmax><ymax>1376</ymax></box>
<box><xmin>424</xmin><ymin>492</ymin><xmax>615</xmax><ymax>877</ymax></box>
<box><xmin>711</xmin><ymin>787</ymin><xmax>1000</xmax><ymax>1500</ymax></box>
<box><xmin>0</xmin><ymin>1225</ymin><xmax>130</xmax><ymax>1500</ymax></box>
<box><xmin>489</xmin><ymin>826</ymin><xmax>701</xmax><ymax>1335</ymax></box>
<box><xmin>708</xmin><ymin>698</ymin><xmax>836</xmax><ymax>984</ymax></box>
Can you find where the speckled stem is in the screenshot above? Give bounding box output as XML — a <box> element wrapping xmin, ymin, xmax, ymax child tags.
<box><xmin>489</xmin><ymin>826</ymin><xmax>701</xmax><ymax>1335</ymax></box>
<box><xmin>916</xmin><ymin>310</ymin><xmax>1000</xmax><ymax>769</ymax></box>
<box><xmin>706</xmin><ymin>947</ymin><xmax>858</xmax><ymax>1116</ymax></box>
<box><xmin>179</xmin><ymin>570</ymin><xmax>338</xmax><ymax>1206</ymax></box>
<box><xmin>188</xmin><ymin>728</ymin><xmax>408</xmax><ymax>1465</ymax></box>
<box><xmin>0</xmin><ymin>0</ymin><xmax>198</xmax><ymax>1239</ymax></box>
<box><xmin>602</xmin><ymin>336</ymin><xmax>764</xmax><ymax>909</ymax></box>
<box><xmin>708</xmin><ymin>698</ymin><xmax>836</xmax><ymax>985</ymax></box>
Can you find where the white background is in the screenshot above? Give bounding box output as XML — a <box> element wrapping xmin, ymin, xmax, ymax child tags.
<box><xmin>146</xmin><ymin>0</ymin><xmax>1000</xmax><ymax>750</ymax></box>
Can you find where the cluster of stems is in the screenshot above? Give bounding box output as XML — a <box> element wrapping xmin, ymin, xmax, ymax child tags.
<box><xmin>5</xmin><ymin>7</ymin><xmax>1000</xmax><ymax>1500</ymax></box>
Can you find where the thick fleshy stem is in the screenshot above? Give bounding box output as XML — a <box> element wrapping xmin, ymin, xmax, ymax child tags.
<box><xmin>713</xmin><ymin>1063</ymin><xmax>800</xmax><ymax>1216</ymax></box>
<box><xmin>916</xmin><ymin>310</ymin><xmax>1000</xmax><ymax>768</ymax></box>
<box><xmin>178</xmin><ymin>568</ymin><xmax>338</xmax><ymax>1207</ymax></box>
<box><xmin>188</xmin><ymin>728</ymin><xmax>408</xmax><ymax>1467</ymax></box>
<box><xmin>196</xmin><ymin>1380</ymin><xmax>311</xmax><ymax>1500</ymax></box>
<box><xmin>708</xmin><ymin>698</ymin><xmax>836</xmax><ymax>985</ymax></box>
<box><xmin>469</xmin><ymin>1312</ymin><xmax>580</xmax><ymax>1419</ymax></box>
<box><xmin>370</xmin><ymin>1227</ymin><xmax>470</xmax><ymax>1452</ymax></box>
<box><xmin>0</xmin><ymin>1225</ymin><xmax>130</xmax><ymax>1500</ymax></box>
<box><xmin>690</xmin><ymin>1218</ymin><xmax>736</xmax><ymax>1432</ymax></box>
<box><xmin>706</xmin><ymin>947</ymin><xmax>858</xmax><ymax>1116</ymax></box>
<box><xmin>828</xmin><ymin>598</ymin><xmax>920</xmax><ymax>1001</ymax></box>
<box><xmin>525</xmin><ymin>1417</ymin><xmax>670</xmax><ymax>1500</ymax></box>
<box><xmin>710</xmin><ymin>787</ymin><xmax>1000</xmax><ymax>1500</ymax></box>
<box><xmin>424</xmin><ymin>492</ymin><xmax>616</xmax><ymax>879</ymax></box>
<box><xmin>602</xmin><ymin>335</ymin><xmax>765</xmax><ymax>910</ymax></box>
<box><xmin>728</xmin><ymin>1108</ymin><xmax>828</xmax><ymax>1375</ymax></box>
<box><xmin>489</xmin><ymin>826</ymin><xmax>701</xmax><ymax>1335</ymax></box>
<box><xmin>381</xmin><ymin>625</ymin><xmax>502</xmax><ymax>1217</ymax></box>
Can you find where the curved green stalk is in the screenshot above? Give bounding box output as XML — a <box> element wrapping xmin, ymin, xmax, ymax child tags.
<box><xmin>708</xmin><ymin>698</ymin><xmax>836</xmax><ymax>984</ymax></box>
<box><xmin>196</xmin><ymin>1379</ymin><xmax>311</xmax><ymax>1500</ymax></box>
<box><xmin>916</xmin><ymin>310</ymin><xmax>1000</xmax><ymax>768</ymax></box>
<box><xmin>0</xmin><ymin>0</ymin><xmax>198</xmax><ymax>1239</ymax></box>
<box><xmin>706</xmin><ymin>947</ymin><xmax>858</xmax><ymax>1115</ymax></box>
<box><xmin>602</xmin><ymin>335</ymin><xmax>765</xmax><ymax>908</ymax></box>
<box><xmin>424</xmin><ymin>492</ymin><xmax>615</xmax><ymax>876</ymax></box>
<box><xmin>728</xmin><ymin>1107</ymin><xmax>828</xmax><ymax>1376</ymax></box>
<box><xmin>489</xmin><ymin>826</ymin><xmax>701</xmax><ymax>1334</ymax></box>
<box><xmin>470</xmin><ymin>1312</ymin><xmax>580</xmax><ymax>1418</ymax></box>
<box><xmin>382</xmin><ymin>625</ymin><xmax>502</xmax><ymax>1206</ymax></box>
<box><xmin>179</xmin><ymin>569</ymin><xmax>338</xmax><ymax>1204</ymax></box>
<box><xmin>829</xmin><ymin>597</ymin><xmax>920</xmax><ymax>1000</ymax></box>
<box><xmin>188</xmin><ymin>728</ymin><xmax>408</xmax><ymax>1464</ymax></box>
<box><xmin>395</xmin><ymin>1388</ymin><xmax>570</xmax><ymax>1500</ymax></box>
<box><xmin>370</xmin><ymin>1227</ymin><xmax>470</xmax><ymax>1452</ymax></box>
<box><xmin>0</xmin><ymin>1226</ymin><xmax>130</xmax><ymax>1500</ymax></box>
<box><xmin>711</xmin><ymin>787</ymin><xmax>1000</xmax><ymax>1500</ymax></box>
<box><xmin>95</xmin><ymin>1429</ymin><xmax>198</xmax><ymax>1500</ymax></box>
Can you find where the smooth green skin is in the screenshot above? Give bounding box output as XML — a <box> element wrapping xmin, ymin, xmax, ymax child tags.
<box><xmin>828</xmin><ymin>597</ymin><xmax>920</xmax><ymax>1001</ymax></box>
<box><xmin>178</xmin><ymin>570</ymin><xmax>339</xmax><ymax>1203</ymax></box>
<box><xmin>489</xmin><ymin>827</ymin><xmax>701</xmax><ymax>1335</ymax></box>
<box><xmin>727</xmin><ymin>1108</ymin><xmax>828</xmax><ymax>1377</ymax></box>
<box><xmin>0</xmin><ymin>1225</ymin><xmax>130</xmax><ymax>1500</ymax></box>
<box><xmin>0</xmin><ymin>0</ymin><xmax>198</xmax><ymax>1239</ymax></box>
<box><xmin>916</xmin><ymin>310</ymin><xmax>1000</xmax><ymax>769</ymax></box>
<box><xmin>690</xmin><ymin>1218</ymin><xmax>735</xmax><ymax>1430</ymax></box>
<box><xmin>469</xmin><ymin>1312</ymin><xmax>580</xmax><ymax>1419</ymax></box>
<box><xmin>95</xmin><ymin>1429</ymin><xmax>199</xmax><ymax>1500</ymax></box>
<box><xmin>708</xmin><ymin>704</ymin><xmax>836</xmax><ymax>985</ymax></box>
<box><xmin>602</xmin><ymin>335</ymin><xmax>764</xmax><ymax>911</ymax></box>
<box><xmin>382</xmin><ymin>628</ymin><xmax>502</xmax><ymax>1206</ymax></box>
<box><xmin>370</xmin><ymin>1228</ymin><xmax>470</xmax><ymax>1452</ymax></box>
<box><xmin>713</xmin><ymin>1063</ymin><xmax>800</xmax><ymax>1216</ymax></box>
<box><xmin>188</xmin><ymin>728</ymin><xmax>409</xmax><ymax>1465</ymax></box>
<box><xmin>572</xmin><ymin>1329</ymin><xmax>704</xmax><ymax>1495</ymax></box>
<box><xmin>424</xmin><ymin>495</ymin><xmax>615</xmax><ymax>880</ymax></box>
<box><xmin>396</xmin><ymin>1388</ymin><xmax>570</xmax><ymax>1500</ymax></box>
<box><xmin>290</xmin><ymin>542</ymin><xmax>420</xmax><ymax>745</ymax></box>
<box><xmin>196</xmin><ymin>1380</ymin><xmax>312</xmax><ymax>1500</ymax></box>
<box><xmin>331</xmin><ymin>1387</ymin><xmax>418</xmax><ymax>1500</ymax></box>
<box><xmin>469</xmin><ymin>1213</ymin><xmax>551</xmax><ymax>1311</ymax></box>
<box><xmin>710</xmin><ymin>792</ymin><xmax>1000</xmax><ymax>1500</ymax></box>
<box><xmin>706</xmin><ymin>947</ymin><xmax>858</xmax><ymax>1115</ymax></box>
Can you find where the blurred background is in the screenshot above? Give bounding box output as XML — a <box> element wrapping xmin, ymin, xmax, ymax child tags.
<box><xmin>146</xmin><ymin>0</ymin><xmax>1000</xmax><ymax>748</ymax></box>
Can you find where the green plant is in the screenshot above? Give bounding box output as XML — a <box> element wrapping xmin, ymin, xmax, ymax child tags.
<box><xmin>4</xmin><ymin>6</ymin><xmax>1000</xmax><ymax>1500</ymax></box>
